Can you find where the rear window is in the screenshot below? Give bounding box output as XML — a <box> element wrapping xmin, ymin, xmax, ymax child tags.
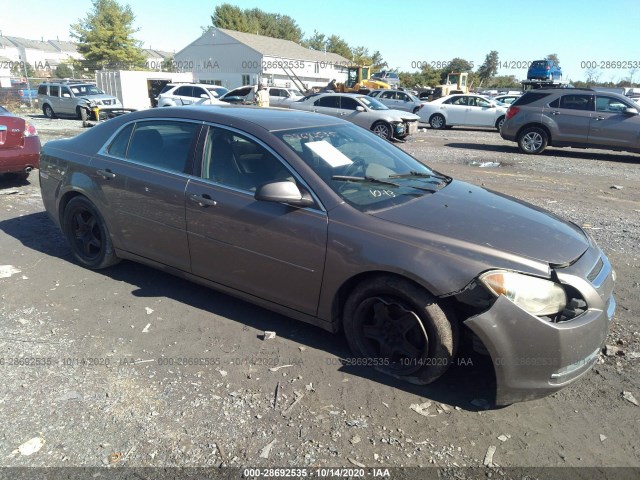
<box><xmin>511</xmin><ymin>92</ymin><xmax>551</xmax><ymax>106</ymax></box>
<box><xmin>530</xmin><ymin>61</ymin><xmax>547</xmax><ymax>68</ymax></box>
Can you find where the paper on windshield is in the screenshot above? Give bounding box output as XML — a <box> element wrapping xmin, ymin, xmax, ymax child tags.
<box><xmin>305</xmin><ymin>141</ymin><xmax>353</xmax><ymax>168</ymax></box>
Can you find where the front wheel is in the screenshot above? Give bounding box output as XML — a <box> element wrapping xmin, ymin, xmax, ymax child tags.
<box><xmin>371</xmin><ymin>121</ymin><xmax>392</xmax><ymax>140</ymax></box>
<box><xmin>518</xmin><ymin>127</ymin><xmax>548</xmax><ymax>154</ymax></box>
<box><xmin>430</xmin><ymin>114</ymin><xmax>446</xmax><ymax>130</ymax></box>
<box><xmin>62</xmin><ymin>196</ymin><xmax>120</xmax><ymax>269</ymax></box>
<box><xmin>343</xmin><ymin>276</ymin><xmax>457</xmax><ymax>385</ymax></box>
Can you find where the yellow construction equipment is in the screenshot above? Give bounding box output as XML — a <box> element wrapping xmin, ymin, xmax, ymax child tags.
<box><xmin>432</xmin><ymin>72</ymin><xmax>469</xmax><ymax>99</ymax></box>
<box><xmin>336</xmin><ymin>66</ymin><xmax>390</xmax><ymax>93</ymax></box>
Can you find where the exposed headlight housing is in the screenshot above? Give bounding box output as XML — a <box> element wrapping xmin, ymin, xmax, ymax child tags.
<box><xmin>479</xmin><ymin>270</ymin><xmax>567</xmax><ymax>316</ymax></box>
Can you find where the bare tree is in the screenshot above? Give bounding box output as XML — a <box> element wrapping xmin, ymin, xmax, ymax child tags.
<box><xmin>584</xmin><ymin>67</ymin><xmax>601</xmax><ymax>86</ymax></box>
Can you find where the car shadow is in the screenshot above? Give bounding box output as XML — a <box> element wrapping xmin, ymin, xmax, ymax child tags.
<box><xmin>0</xmin><ymin>174</ymin><xmax>31</xmax><ymax>188</ymax></box>
<box><xmin>0</xmin><ymin>211</ymin><xmax>499</xmax><ymax>411</ymax></box>
<box><xmin>445</xmin><ymin>142</ymin><xmax>640</xmax><ymax>164</ymax></box>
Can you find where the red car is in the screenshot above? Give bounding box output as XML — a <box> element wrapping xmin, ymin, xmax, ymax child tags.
<box><xmin>0</xmin><ymin>105</ymin><xmax>40</xmax><ymax>180</ymax></box>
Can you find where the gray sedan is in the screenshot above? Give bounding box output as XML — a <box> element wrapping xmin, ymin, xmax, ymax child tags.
<box><xmin>290</xmin><ymin>93</ymin><xmax>420</xmax><ymax>140</ymax></box>
<box><xmin>368</xmin><ymin>89</ymin><xmax>425</xmax><ymax>114</ymax></box>
<box><xmin>39</xmin><ymin>106</ymin><xmax>615</xmax><ymax>405</ymax></box>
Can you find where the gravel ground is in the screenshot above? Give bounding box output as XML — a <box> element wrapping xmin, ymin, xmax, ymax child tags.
<box><xmin>0</xmin><ymin>114</ymin><xmax>639</xmax><ymax>476</ymax></box>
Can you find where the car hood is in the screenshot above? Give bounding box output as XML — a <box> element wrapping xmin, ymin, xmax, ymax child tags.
<box><xmin>80</xmin><ymin>94</ymin><xmax>119</xmax><ymax>103</ymax></box>
<box><xmin>370</xmin><ymin>180</ymin><xmax>589</xmax><ymax>266</ymax></box>
<box><xmin>383</xmin><ymin>109</ymin><xmax>420</xmax><ymax>121</ymax></box>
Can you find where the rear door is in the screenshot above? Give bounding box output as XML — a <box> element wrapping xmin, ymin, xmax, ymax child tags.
<box><xmin>185</xmin><ymin>126</ymin><xmax>328</xmax><ymax>315</ymax></box>
<box><xmin>442</xmin><ymin>96</ymin><xmax>468</xmax><ymax>124</ymax></box>
<box><xmin>589</xmin><ymin>95</ymin><xmax>640</xmax><ymax>149</ymax></box>
<box><xmin>91</xmin><ymin>119</ymin><xmax>202</xmax><ymax>271</ymax></box>
<box><xmin>543</xmin><ymin>94</ymin><xmax>594</xmax><ymax>145</ymax></box>
<box><xmin>312</xmin><ymin>95</ymin><xmax>340</xmax><ymax>117</ymax></box>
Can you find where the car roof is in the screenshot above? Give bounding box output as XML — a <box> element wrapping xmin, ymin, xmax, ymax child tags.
<box><xmin>124</xmin><ymin>104</ymin><xmax>345</xmax><ymax>132</ymax></box>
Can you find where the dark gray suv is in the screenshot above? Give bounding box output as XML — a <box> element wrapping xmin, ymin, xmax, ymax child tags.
<box><xmin>500</xmin><ymin>88</ymin><xmax>640</xmax><ymax>154</ymax></box>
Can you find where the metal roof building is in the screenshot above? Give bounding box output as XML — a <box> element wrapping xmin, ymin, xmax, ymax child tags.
<box><xmin>174</xmin><ymin>28</ymin><xmax>351</xmax><ymax>90</ymax></box>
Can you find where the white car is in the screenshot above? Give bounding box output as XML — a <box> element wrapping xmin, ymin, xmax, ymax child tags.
<box><xmin>220</xmin><ymin>85</ymin><xmax>304</xmax><ymax>107</ymax></box>
<box><xmin>290</xmin><ymin>93</ymin><xmax>420</xmax><ymax>140</ymax></box>
<box><xmin>157</xmin><ymin>83</ymin><xmax>227</xmax><ymax>107</ymax></box>
<box><xmin>419</xmin><ymin>94</ymin><xmax>508</xmax><ymax>131</ymax></box>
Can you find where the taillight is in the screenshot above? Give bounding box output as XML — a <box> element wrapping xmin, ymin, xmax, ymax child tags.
<box><xmin>505</xmin><ymin>106</ymin><xmax>520</xmax><ymax>120</ymax></box>
<box><xmin>24</xmin><ymin>122</ymin><xmax>37</xmax><ymax>137</ymax></box>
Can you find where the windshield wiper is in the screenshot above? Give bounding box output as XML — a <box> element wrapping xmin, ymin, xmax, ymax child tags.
<box><xmin>331</xmin><ymin>175</ymin><xmax>400</xmax><ymax>187</ymax></box>
<box><xmin>389</xmin><ymin>170</ymin><xmax>451</xmax><ymax>184</ymax></box>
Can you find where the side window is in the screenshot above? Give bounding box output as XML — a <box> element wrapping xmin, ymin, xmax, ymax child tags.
<box><xmin>202</xmin><ymin>127</ymin><xmax>293</xmax><ymax>192</ymax></box>
<box><xmin>476</xmin><ymin>98</ymin><xmax>491</xmax><ymax>107</ymax></box>
<box><xmin>50</xmin><ymin>85</ymin><xmax>60</xmax><ymax>97</ymax></box>
<box><xmin>174</xmin><ymin>86</ymin><xmax>193</xmax><ymax>97</ymax></box>
<box><xmin>316</xmin><ymin>96</ymin><xmax>340</xmax><ymax>108</ymax></box>
<box><xmin>192</xmin><ymin>87</ymin><xmax>207</xmax><ymax>98</ymax></box>
<box><xmin>37</xmin><ymin>85</ymin><xmax>48</xmax><ymax>95</ymax></box>
<box><xmin>339</xmin><ymin>96</ymin><xmax>360</xmax><ymax>110</ymax></box>
<box><xmin>125</xmin><ymin>121</ymin><xmax>199</xmax><ymax>172</ymax></box>
<box><xmin>380</xmin><ymin>91</ymin><xmax>394</xmax><ymax>99</ymax></box>
<box><xmin>559</xmin><ymin>95</ymin><xmax>593</xmax><ymax>111</ymax></box>
<box><xmin>60</xmin><ymin>87</ymin><xmax>71</xmax><ymax>98</ymax></box>
<box><xmin>447</xmin><ymin>96</ymin><xmax>467</xmax><ymax>106</ymax></box>
<box><xmin>107</xmin><ymin>123</ymin><xmax>135</xmax><ymax>158</ymax></box>
<box><xmin>596</xmin><ymin>96</ymin><xmax>630</xmax><ymax>113</ymax></box>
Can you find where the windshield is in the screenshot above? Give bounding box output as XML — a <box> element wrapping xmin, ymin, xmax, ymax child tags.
<box><xmin>274</xmin><ymin>124</ymin><xmax>449</xmax><ymax>211</ymax></box>
<box><xmin>357</xmin><ymin>96</ymin><xmax>388</xmax><ymax>110</ymax></box>
<box><xmin>70</xmin><ymin>84</ymin><xmax>104</xmax><ymax>96</ymax></box>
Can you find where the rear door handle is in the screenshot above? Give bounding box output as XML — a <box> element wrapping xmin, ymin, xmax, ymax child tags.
<box><xmin>551</xmin><ymin>111</ymin><xmax>561</xmax><ymax>116</ymax></box>
<box><xmin>96</xmin><ymin>169</ymin><xmax>116</xmax><ymax>179</ymax></box>
<box><xmin>594</xmin><ymin>116</ymin><xmax>605</xmax><ymax>121</ymax></box>
<box><xmin>189</xmin><ymin>193</ymin><xmax>217</xmax><ymax>207</ymax></box>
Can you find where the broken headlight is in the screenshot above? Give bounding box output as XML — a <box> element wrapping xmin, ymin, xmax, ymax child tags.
<box><xmin>479</xmin><ymin>270</ymin><xmax>567</xmax><ymax>316</ymax></box>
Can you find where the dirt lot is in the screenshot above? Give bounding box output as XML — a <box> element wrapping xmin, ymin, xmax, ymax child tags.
<box><xmin>1</xmin><ymin>114</ymin><xmax>639</xmax><ymax>476</ymax></box>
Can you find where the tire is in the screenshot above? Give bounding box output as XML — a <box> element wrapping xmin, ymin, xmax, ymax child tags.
<box><xmin>77</xmin><ymin>106</ymin><xmax>88</xmax><ymax>121</ymax></box>
<box><xmin>430</xmin><ymin>114</ymin><xmax>446</xmax><ymax>130</ymax></box>
<box><xmin>343</xmin><ymin>276</ymin><xmax>458</xmax><ymax>385</ymax></box>
<box><xmin>43</xmin><ymin>104</ymin><xmax>56</xmax><ymax>119</ymax></box>
<box><xmin>495</xmin><ymin>116</ymin><xmax>505</xmax><ymax>131</ymax></box>
<box><xmin>518</xmin><ymin>126</ymin><xmax>548</xmax><ymax>154</ymax></box>
<box><xmin>412</xmin><ymin>107</ymin><xmax>420</xmax><ymax>114</ymax></box>
<box><xmin>371</xmin><ymin>121</ymin><xmax>392</xmax><ymax>140</ymax></box>
<box><xmin>62</xmin><ymin>196</ymin><xmax>120</xmax><ymax>270</ymax></box>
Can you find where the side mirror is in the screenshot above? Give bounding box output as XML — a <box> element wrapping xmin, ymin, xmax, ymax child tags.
<box><xmin>356</xmin><ymin>106</ymin><xmax>365</xmax><ymax>112</ymax></box>
<box><xmin>255</xmin><ymin>181</ymin><xmax>315</xmax><ymax>208</ymax></box>
<box><xmin>624</xmin><ymin>107</ymin><xmax>638</xmax><ymax>115</ymax></box>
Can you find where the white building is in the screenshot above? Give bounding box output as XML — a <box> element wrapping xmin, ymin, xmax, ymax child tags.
<box><xmin>175</xmin><ymin>28</ymin><xmax>351</xmax><ymax>90</ymax></box>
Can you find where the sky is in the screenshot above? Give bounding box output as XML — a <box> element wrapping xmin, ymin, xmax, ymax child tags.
<box><xmin>1</xmin><ymin>0</ymin><xmax>639</xmax><ymax>83</ymax></box>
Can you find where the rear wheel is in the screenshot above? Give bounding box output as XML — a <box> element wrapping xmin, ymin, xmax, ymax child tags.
<box><xmin>62</xmin><ymin>196</ymin><xmax>120</xmax><ymax>269</ymax></box>
<box><xmin>430</xmin><ymin>114</ymin><xmax>446</xmax><ymax>130</ymax></box>
<box><xmin>372</xmin><ymin>121</ymin><xmax>392</xmax><ymax>140</ymax></box>
<box><xmin>43</xmin><ymin>104</ymin><xmax>56</xmax><ymax>119</ymax></box>
<box><xmin>518</xmin><ymin>127</ymin><xmax>548</xmax><ymax>154</ymax></box>
<box><xmin>496</xmin><ymin>116</ymin><xmax>505</xmax><ymax>131</ymax></box>
<box><xmin>343</xmin><ymin>276</ymin><xmax>457</xmax><ymax>385</ymax></box>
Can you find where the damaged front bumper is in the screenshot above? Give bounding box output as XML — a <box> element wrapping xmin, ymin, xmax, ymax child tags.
<box><xmin>465</xmin><ymin>249</ymin><xmax>615</xmax><ymax>406</ymax></box>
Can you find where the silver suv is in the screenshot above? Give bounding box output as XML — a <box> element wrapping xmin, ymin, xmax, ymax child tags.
<box><xmin>500</xmin><ymin>88</ymin><xmax>640</xmax><ymax>154</ymax></box>
<box><xmin>37</xmin><ymin>81</ymin><xmax>122</xmax><ymax>119</ymax></box>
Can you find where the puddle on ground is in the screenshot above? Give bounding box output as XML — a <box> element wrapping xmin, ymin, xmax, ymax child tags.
<box><xmin>466</xmin><ymin>160</ymin><xmax>501</xmax><ymax>168</ymax></box>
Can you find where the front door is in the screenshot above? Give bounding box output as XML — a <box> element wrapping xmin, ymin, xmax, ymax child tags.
<box><xmin>589</xmin><ymin>95</ymin><xmax>640</xmax><ymax>149</ymax></box>
<box><xmin>185</xmin><ymin>126</ymin><xmax>328</xmax><ymax>315</ymax></box>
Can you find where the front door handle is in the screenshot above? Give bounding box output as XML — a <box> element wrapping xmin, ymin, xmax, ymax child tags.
<box><xmin>594</xmin><ymin>116</ymin><xmax>605</xmax><ymax>121</ymax></box>
<box><xmin>189</xmin><ymin>193</ymin><xmax>217</xmax><ymax>207</ymax></box>
<box><xmin>551</xmin><ymin>111</ymin><xmax>561</xmax><ymax>116</ymax></box>
<box><xmin>96</xmin><ymin>169</ymin><xmax>116</xmax><ymax>179</ymax></box>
